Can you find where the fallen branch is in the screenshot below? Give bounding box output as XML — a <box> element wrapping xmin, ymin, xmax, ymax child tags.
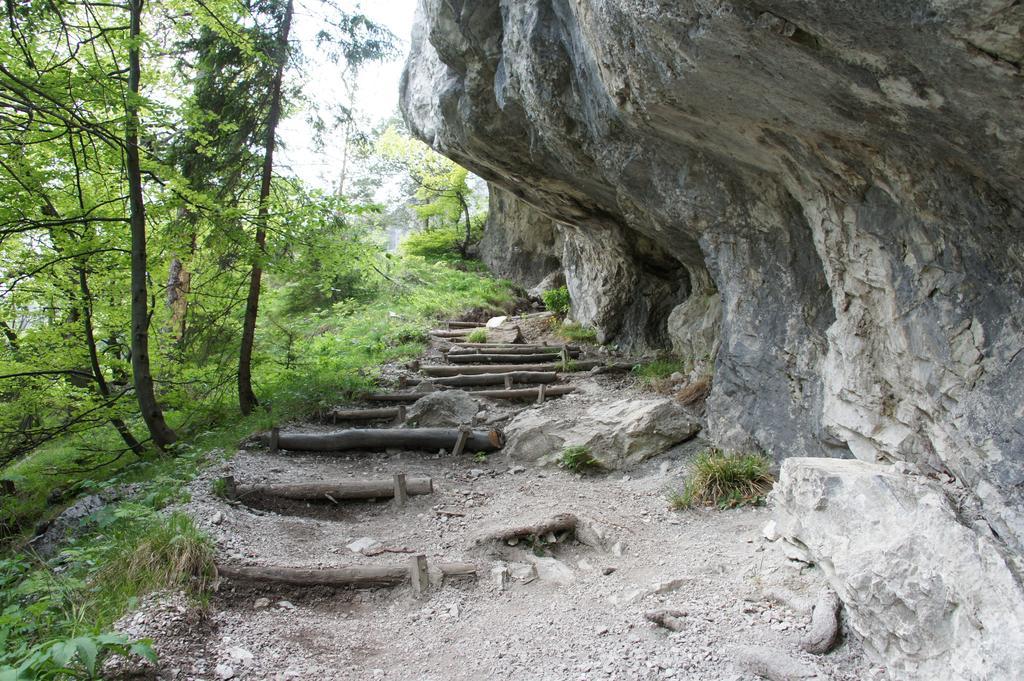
<box><xmin>270</xmin><ymin>427</ymin><xmax>504</xmax><ymax>453</ymax></box>
<box><xmin>326</xmin><ymin>407</ymin><xmax>401</xmax><ymax>422</ymax></box>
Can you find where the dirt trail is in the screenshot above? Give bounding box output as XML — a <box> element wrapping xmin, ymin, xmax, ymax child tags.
<box><xmin>115</xmin><ymin>315</ymin><xmax>886</xmax><ymax>681</ymax></box>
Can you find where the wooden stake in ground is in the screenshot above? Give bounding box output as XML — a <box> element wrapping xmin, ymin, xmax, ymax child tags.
<box><xmin>270</xmin><ymin>427</ymin><xmax>504</xmax><ymax>453</ymax></box>
<box><xmin>410</xmin><ymin>554</ymin><xmax>429</xmax><ymax>595</ymax></box>
<box><xmin>452</xmin><ymin>426</ymin><xmax>471</xmax><ymax>457</ymax></box>
<box><xmin>393</xmin><ymin>473</ymin><xmax>409</xmax><ymax>507</ymax></box>
<box><xmin>269</xmin><ymin>427</ymin><xmax>280</xmax><ymax>454</ymax></box>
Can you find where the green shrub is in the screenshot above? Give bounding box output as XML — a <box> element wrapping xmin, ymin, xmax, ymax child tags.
<box><xmin>558</xmin><ymin>322</ymin><xmax>597</xmax><ymax>343</ymax></box>
<box><xmin>466</xmin><ymin>328</ymin><xmax>488</xmax><ymax>343</ymax></box>
<box><xmin>670</xmin><ymin>449</ymin><xmax>774</xmax><ymax>510</ymax></box>
<box><xmin>558</xmin><ymin>445</ymin><xmax>602</xmax><ymax>473</ymax></box>
<box><xmin>542</xmin><ymin>286</ymin><xmax>570</xmax><ymax>316</ymax></box>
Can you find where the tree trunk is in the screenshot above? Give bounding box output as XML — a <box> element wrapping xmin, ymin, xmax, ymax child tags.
<box><xmin>238</xmin><ymin>0</ymin><xmax>294</xmax><ymax>415</ymax></box>
<box><xmin>126</xmin><ymin>0</ymin><xmax>176</xmax><ymax>449</ymax></box>
<box><xmin>79</xmin><ymin>269</ymin><xmax>145</xmax><ymax>455</ymax></box>
<box><xmin>458</xmin><ymin>193</ymin><xmax>472</xmax><ymax>256</ymax></box>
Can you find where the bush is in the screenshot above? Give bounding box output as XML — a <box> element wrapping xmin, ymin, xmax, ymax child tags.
<box><xmin>558</xmin><ymin>445</ymin><xmax>602</xmax><ymax>473</ymax></box>
<box><xmin>542</xmin><ymin>286</ymin><xmax>570</xmax><ymax>316</ymax></box>
<box><xmin>466</xmin><ymin>328</ymin><xmax>488</xmax><ymax>343</ymax></box>
<box><xmin>670</xmin><ymin>449</ymin><xmax>774</xmax><ymax>510</ymax></box>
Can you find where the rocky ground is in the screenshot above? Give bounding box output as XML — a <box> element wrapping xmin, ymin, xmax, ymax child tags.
<box><xmin>113</xmin><ymin>316</ymin><xmax>887</xmax><ymax>681</ymax></box>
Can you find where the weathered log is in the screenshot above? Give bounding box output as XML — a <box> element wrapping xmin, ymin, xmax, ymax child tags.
<box><xmin>429</xmin><ymin>371</ymin><xmax>558</xmax><ymax>387</ymax></box>
<box><xmin>429</xmin><ymin>328</ymin><xmax>485</xmax><ymax>338</ymax></box>
<box><xmin>326</xmin><ymin>407</ymin><xmax>400</xmax><ymax>422</ymax></box>
<box><xmin>272</xmin><ymin>427</ymin><xmax>504</xmax><ymax>452</ymax></box>
<box><xmin>225</xmin><ymin>477</ymin><xmax>433</xmax><ymax>501</ymax></box>
<box><xmin>448</xmin><ymin>352</ymin><xmax>564</xmax><ymax>364</ymax></box>
<box><xmin>645</xmin><ymin>609</ymin><xmax>688</xmax><ymax>632</ymax></box>
<box><xmin>476</xmin><ymin>513</ymin><xmax>579</xmax><ymax>545</ymax></box>
<box><xmin>800</xmin><ymin>588</ymin><xmax>842</xmax><ymax>655</ymax></box>
<box><xmin>448</xmin><ymin>345</ymin><xmax>581</xmax><ymax>355</ymax></box>
<box><xmin>471</xmin><ymin>385</ymin><xmax>577</xmax><ymax>400</ymax></box>
<box><xmin>442</xmin><ymin>320</ymin><xmax>482</xmax><ymax>329</ymax></box>
<box><xmin>421</xmin><ymin>360</ymin><xmax>604</xmax><ymax>376</ymax></box>
<box><xmin>217</xmin><ymin>562</ymin><xmax>477</xmax><ymax>587</ymax></box>
<box><xmin>731</xmin><ymin>645</ymin><xmax>823</xmax><ymax>681</ymax></box>
<box><xmin>365</xmin><ymin>385</ymin><xmax>576</xmax><ymax>402</ymax></box>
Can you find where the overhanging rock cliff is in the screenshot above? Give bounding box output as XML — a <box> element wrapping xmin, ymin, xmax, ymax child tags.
<box><xmin>400</xmin><ymin>2</ymin><xmax>1024</xmax><ymax>677</ymax></box>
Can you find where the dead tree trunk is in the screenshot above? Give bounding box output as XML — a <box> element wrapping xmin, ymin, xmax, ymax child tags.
<box><xmin>217</xmin><ymin>562</ymin><xmax>476</xmax><ymax>587</ymax></box>
<box><xmin>223</xmin><ymin>476</ymin><xmax>433</xmax><ymax>501</ymax></box>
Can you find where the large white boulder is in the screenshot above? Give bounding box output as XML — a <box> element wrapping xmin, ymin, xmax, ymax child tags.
<box><xmin>503</xmin><ymin>397</ymin><xmax>699</xmax><ymax>469</ymax></box>
<box><xmin>771</xmin><ymin>458</ymin><xmax>1024</xmax><ymax>681</ymax></box>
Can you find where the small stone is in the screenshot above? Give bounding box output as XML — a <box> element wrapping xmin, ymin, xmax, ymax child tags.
<box><xmin>611</xmin><ymin>541</ymin><xmax>626</xmax><ymax>557</ymax></box>
<box><xmin>347</xmin><ymin>537</ymin><xmax>383</xmax><ymax>555</ymax></box>
<box><xmin>211</xmin><ymin>511</ymin><xmax>224</xmax><ymax>525</ymax></box>
<box><xmin>227</xmin><ymin>647</ymin><xmax>253</xmax><ymax>665</ymax></box>
<box><xmin>276</xmin><ymin>600</ymin><xmax>296</xmax><ymax>610</ymax></box>
<box><xmin>602</xmin><ymin>566</ymin><xmax>617</xmax><ymax>576</ymax></box>
<box><xmin>254</xmin><ymin>597</ymin><xmax>270</xmax><ymax>609</ymax></box>
<box><xmin>509</xmin><ymin>466</ymin><xmax>527</xmax><ymax>474</ymax></box>
<box><xmin>215</xmin><ymin>663</ymin><xmax>234</xmax><ymax>680</ymax></box>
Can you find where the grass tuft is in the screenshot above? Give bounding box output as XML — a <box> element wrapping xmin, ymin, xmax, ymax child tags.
<box><xmin>670</xmin><ymin>449</ymin><xmax>774</xmax><ymax>510</ymax></box>
<box><xmin>557</xmin><ymin>322</ymin><xmax>597</xmax><ymax>343</ymax></box>
<box><xmin>558</xmin><ymin>445</ymin><xmax>602</xmax><ymax>474</ymax></box>
<box><xmin>466</xmin><ymin>328</ymin><xmax>488</xmax><ymax>343</ymax></box>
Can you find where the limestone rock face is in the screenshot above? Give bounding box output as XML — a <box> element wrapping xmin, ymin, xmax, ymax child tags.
<box><xmin>503</xmin><ymin>397</ymin><xmax>700</xmax><ymax>468</ymax></box>
<box><xmin>401</xmin><ymin>1</ymin><xmax>1024</xmax><ymax>674</ymax></box>
<box><xmin>480</xmin><ymin>186</ymin><xmax>561</xmax><ymax>289</ymax></box>
<box><xmin>772</xmin><ymin>458</ymin><xmax>1024</xmax><ymax>681</ymax></box>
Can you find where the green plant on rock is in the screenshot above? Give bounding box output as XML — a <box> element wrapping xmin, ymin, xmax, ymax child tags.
<box><xmin>542</xmin><ymin>286</ymin><xmax>571</xmax><ymax>316</ymax></box>
<box><xmin>558</xmin><ymin>445</ymin><xmax>602</xmax><ymax>473</ymax></box>
<box><xmin>466</xmin><ymin>328</ymin><xmax>488</xmax><ymax>343</ymax></box>
<box><xmin>670</xmin><ymin>449</ymin><xmax>774</xmax><ymax>510</ymax></box>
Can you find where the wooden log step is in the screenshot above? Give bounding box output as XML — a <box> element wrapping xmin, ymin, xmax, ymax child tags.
<box><xmin>441</xmin><ymin>320</ymin><xmax>483</xmax><ymax>329</ymax></box>
<box><xmin>447</xmin><ymin>352</ymin><xmax>564</xmax><ymax>364</ymax></box>
<box><xmin>429</xmin><ymin>371</ymin><xmax>557</xmax><ymax>387</ymax></box>
<box><xmin>469</xmin><ymin>385</ymin><xmax>576</xmax><ymax>400</ymax></box>
<box><xmin>326</xmin><ymin>406</ymin><xmax>401</xmax><ymax>422</ymax></box>
<box><xmin>365</xmin><ymin>384</ymin><xmax>577</xmax><ymax>402</ymax></box>
<box><xmin>448</xmin><ymin>346</ymin><xmax>581</xmax><ymax>356</ymax></box>
<box><xmin>420</xmin><ymin>360</ymin><xmax>603</xmax><ymax>376</ymax></box>
<box><xmin>272</xmin><ymin>427</ymin><xmax>504</xmax><ymax>453</ymax></box>
<box><xmin>217</xmin><ymin>561</ymin><xmax>477</xmax><ymax>587</ymax></box>
<box><xmin>222</xmin><ymin>476</ymin><xmax>433</xmax><ymax>501</ymax></box>
<box><xmin>429</xmin><ymin>328</ymin><xmax>485</xmax><ymax>338</ymax></box>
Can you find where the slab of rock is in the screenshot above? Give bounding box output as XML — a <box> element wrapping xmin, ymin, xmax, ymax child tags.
<box><xmin>405</xmin><ymin>390</ymin><xmax>479</xmax><ymax>428</ymax></box>
<box><xmin>503</xmin><ymin>397</ymin><xmax>699</xmax><ymax>468</ymax></box>
<box><xmin>771</xmin><ymin>458</ymin><xmax>1024</xmax><ymax>680</ymax></box>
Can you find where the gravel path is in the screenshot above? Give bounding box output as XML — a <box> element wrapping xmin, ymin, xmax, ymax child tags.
<box><xmin>115</xmin><ymin>320</ymin><xmax>887</xmax><ymax>680</ymax></box>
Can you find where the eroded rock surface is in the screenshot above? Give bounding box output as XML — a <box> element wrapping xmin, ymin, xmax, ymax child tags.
<box><xmin>402</xmin><ymin>0</ymin><xmax>1024</xmax><ymax>676</ymax></box>
<box><xmin>771</xmin><ymin>458</ymin><xmax>1024</xmax><ymax>680</ymax></box>
<box><xmin>503</xmin><ymin>396</ymin><xmax>700</xmax><ymax>468</ymax></box>
<box><xmin>406</xmin><ymin>390</ymin><xmax>480</xmax><ymax>428</ymax></box>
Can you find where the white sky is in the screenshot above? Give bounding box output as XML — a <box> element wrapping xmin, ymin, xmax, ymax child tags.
<box><xmin>278</xmin><ymin>0</ymin><xmax>418</xmax><ymax>189</ymax></box>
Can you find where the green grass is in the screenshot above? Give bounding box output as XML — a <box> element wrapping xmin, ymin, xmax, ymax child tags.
<box><xmin>541</xmin><ymin>286</ymin><xmax>570</xmax><ymax>316</ymax></box>
<box><xmin>633</xmin><ymin>358</ymin><xmax>689</xmax><ymax>383</ymax></box>
<box><xmin>670</xmin><ymin>449</ymin><xmax>775</xmax><ymax>510</ymax></box>
<box><xmin>466</xmin><ymin>328</ymin><xmax>488</xmax><ymax>343</ymax></box>
<box><xmin>558</xmin><ymin>445</ymin><xmax>602</xmax><ymax>474</ymax></box>
<box><xmin>0</xmin><ymin>255</ymin><xmax>517</xmax><ymax>673</ymax></box>
<box><xmin>557</xmin><ymin>321</ymin><xmax>597</xmax><ymax>343</ymax></box>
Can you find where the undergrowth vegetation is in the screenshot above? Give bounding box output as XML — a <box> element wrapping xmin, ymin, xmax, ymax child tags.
<box><xmin>633</xmin><ymin>358</ymin><xmax>690</xmax><ymax>392</ymax></box>
<box><xmin>541</xmin><ymin>286</ymin><xmax>570</xmax><ymax>316</ymax></box>
<box><xmin>466</xmin><ymin>328</ymin><xmax>488</xmax><ymax>343</ymax></box>
<box><xmin>0</xmin><ymin>256</ymin><xmax>515</xmax><ymax>675</ymax></box>
<box><xmin>558</xmin><ymin>445</ymin><xmax>602</xmax><ymax>473</ymax></box>
<box><xmin>557</xmin><ymin>321</ymin><xmax>598</xmax><ymax>343</ymax></box>
<box><xmin>670</xmin><ymin>449</ymin><xmax>775</xmax><ymax>510</ymax></box>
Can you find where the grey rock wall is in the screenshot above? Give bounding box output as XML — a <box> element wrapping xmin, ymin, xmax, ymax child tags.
<box><xmin>401</xmin><ymin>1</ymin><xmax>1024</xmax><ymax>675</ymax></box>
<box><xmin>480</xmin><ymin>186</ymin><xmax>562</xmax><ymax>289</ymax></box>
